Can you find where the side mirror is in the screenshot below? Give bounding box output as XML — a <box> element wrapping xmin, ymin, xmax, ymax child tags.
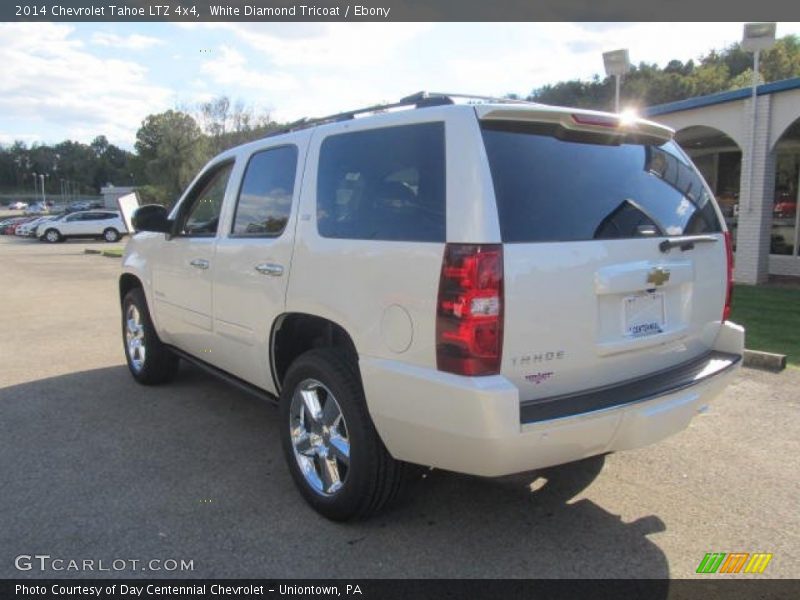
<box><xmin>132</xmin><ymin>204</ymin><xmax>172</xmax><ymax>234</ymax></box>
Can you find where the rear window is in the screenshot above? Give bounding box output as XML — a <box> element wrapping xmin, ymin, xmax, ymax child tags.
<box><xmin>481</xmin><ymin>121</ymin><xmax>722</xmax><ymax>243</ymax></box>
<box><xmin>317</xmin><ymin>122</ymin><xmax>446</xmax><ymax>242</ymax></box>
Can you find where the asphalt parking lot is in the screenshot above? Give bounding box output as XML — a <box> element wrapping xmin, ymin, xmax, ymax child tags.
<box><xmin>1</xmin><ymin>235</ymin><xmax>798</xmax><ymax>579</ymax></box>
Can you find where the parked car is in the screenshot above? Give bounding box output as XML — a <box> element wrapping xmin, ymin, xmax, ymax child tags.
<box><xmin>5</xmin><ymin>216</ymin><xmax>36</xmax><ymax>235</ymax></box>
<box><xmin>119</xmin><ymin>93</ymin><xmax>744</xmax><ymax>521</ymax></box>
<box><xmin>66</xmin><ymin>201</ymin><xmax>92</xmax><ymax>213</ymax></box>
<box><xmin>39</xmin><ymin>210</ymin><xmax>127</xmax><ymax>243</ymax></box>
<box><xmin>8</xmin><ymin>201</ymin><xmax>29</xmax><ymax>210</ymax></box>
<box><xmin>16</xmin><ymin>216</ymin><xmax>56</xmax><ymax>237</ymax></box>
<box><xmin>0</xmin><ymin>217</ymin><xmax>27</xmax><ymax>234</ymax></box>
<box><xmin>26</xmin><ymin>203</ymin><xmax>50</xmax><ymax>215</ymax></box>
<box><xmin>773</xmin><ymin>198</ymin><xmax>797</xmax><ymax>219</ymax></box>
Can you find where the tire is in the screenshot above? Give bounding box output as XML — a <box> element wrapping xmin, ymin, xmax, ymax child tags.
<box><xmin>279</xmin><ymin>348</ymin><xmax>405</xmax><ymax>521</ymax></box>
<box><xmin>44</xmin><ymin>228</ymin><xmax>62</xmax><ymax>243</ymax></box>
<box><xmin>122</xmin><ymin>287</ymin><xmax>179</xmax><ymax>385</ymax></box>
<box><xmin>103</xmin><ymin>228</ymin><xmax>121</xmax><ymax>243</ymax></box>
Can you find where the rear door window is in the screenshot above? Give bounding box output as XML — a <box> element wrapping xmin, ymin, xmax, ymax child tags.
<box><xmin>480</xmin><ymin>121</ymin><xmax>722</xmax><ymax>243</ymax></box>
<box><xmin>317</xmin><ymin>122</ymin><xmax>446</xmax><ymax>242</ymax></box>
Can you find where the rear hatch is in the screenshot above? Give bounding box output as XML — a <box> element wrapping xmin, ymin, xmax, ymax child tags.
<box><xmin>477</xmin><ymin>106</ymin><xmax>729</xmax><ymax>400</ymax></box>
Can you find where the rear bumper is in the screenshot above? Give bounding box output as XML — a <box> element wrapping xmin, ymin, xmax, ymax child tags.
<box><xmin>360</xmin><ymin>321</ymin><xmax>744</xmax><ymax>477</ymax></box>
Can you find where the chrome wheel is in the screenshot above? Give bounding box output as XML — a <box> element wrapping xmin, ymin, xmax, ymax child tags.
<box><xmin>45</xmin><ymin>229</ymin><xmax>59</xmax><ymax>243</ymax></box>
<box><xmin>125</xmin><ymin>304</ymin><xmax>146</xmax><ymax>372</ymax></box>
<box><xmin>289</xmin><ymin>379</ymin><xmax>350</xmax><ymax>496</ymax></box>
<box><xmin>104</xmin><ymin>229</ymin><xmax>119</xmax><ymax>242</ymax></box>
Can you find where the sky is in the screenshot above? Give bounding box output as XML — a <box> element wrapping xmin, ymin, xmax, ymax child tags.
<box><xmin>1</xmin><ymin>21</ymin><xmax>800</xmax><ymax>149</ymax></box>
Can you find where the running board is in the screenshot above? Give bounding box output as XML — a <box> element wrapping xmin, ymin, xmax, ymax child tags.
<box><xmin>167</xmin><ymin>346</ymin><xmax>279</xmax><ymax>406</ymax></box>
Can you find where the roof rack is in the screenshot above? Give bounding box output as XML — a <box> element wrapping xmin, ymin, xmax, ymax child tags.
<box><xmin>402</xmin><ymin>91</ymin><xmax>540</xmax><ymax>106</ymax></box>
<box><xmin>267</xmin><ymin>91</ymin><xmax>539</xmax><ymax>137</ymax></box>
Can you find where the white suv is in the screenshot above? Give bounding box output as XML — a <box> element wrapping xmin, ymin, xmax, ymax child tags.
<box><xmin>39</xmin><ymin>210</ymin><xmax>126</xmax><ymax>243</ymax></box>
<box><xmin>119</xmin><ymin>93</ymin><xmax>744</xmax><ymax>520</ymax></box>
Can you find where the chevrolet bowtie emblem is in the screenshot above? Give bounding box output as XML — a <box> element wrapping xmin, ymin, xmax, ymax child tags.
<box><xmin>647</xmin><ymin>267</ymin><xmax>671</xmax><ymax>286</ymax></box>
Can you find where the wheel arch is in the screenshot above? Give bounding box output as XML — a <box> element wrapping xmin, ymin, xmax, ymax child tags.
<box><xmin>270</xmin><ymin>312</ymin><xmax>360</xmax><ymax>391</ymax></box>
<box><xmin>119</xmin><ymin>272</ymin><xmax>144</xmax><ymax>303</ymax></box>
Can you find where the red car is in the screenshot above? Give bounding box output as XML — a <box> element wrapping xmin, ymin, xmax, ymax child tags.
<box><xmin>4</xmin><ymin>217</ymin><xmax>36</xmax><ymax>235</ymax></box>
<box><xmin>773</xmin><ymin>198</ymin><xmax>797</xmax><ymax>219</ymax></box>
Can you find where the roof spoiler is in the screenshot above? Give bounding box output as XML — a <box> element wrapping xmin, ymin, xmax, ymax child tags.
<box><xmin>476</xmin><ymin>105</ymin><xmax>674</xmax><ymax>143</ymax></box>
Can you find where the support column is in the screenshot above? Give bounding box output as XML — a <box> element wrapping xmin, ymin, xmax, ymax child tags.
<box><xmin>734</xmin><ymin>95</ymin><xmax>775</xmax><ymax>285</ymax></box>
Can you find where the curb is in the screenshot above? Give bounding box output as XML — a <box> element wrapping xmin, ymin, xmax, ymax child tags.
<box><xmin>84</xmin><ymin>248</ymin><xmax>122</xmax><ymax>258</ymax></box>
<box><xmin>743</xmin><ymin>349</ymin><xmax>786</xmax><ymax>372</ymax></box>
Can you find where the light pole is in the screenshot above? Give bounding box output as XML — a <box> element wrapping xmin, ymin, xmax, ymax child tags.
<box><xmin>39</xmin><ymin>174</ymin><xmax>46</xmax><ymax>204</ymax></box>
<box><xmin>32</xmin><ymin>172</ymin><xmax>39</xmax><ymax>201</ymax></box>
<box><xmin>603</xmin><ymin>48</ymin><xmax>631</xmax><ymax>113</ymax></box>
<box><xmin>742</xmin><ymin>22</ymin><xmax>776</xmax><ymax>212</ymax></box>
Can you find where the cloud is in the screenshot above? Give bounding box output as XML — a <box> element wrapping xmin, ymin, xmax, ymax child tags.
<box><xmin>182</xmin><ymin>22</ymin><xmax>431</xmax><ymax>68</ymax></box>
<box><xmin>91</xmin><ymin>32</ymin><xmax>165</xmax><ymax>50</ymax></box>
<box><xmin>0</xmin><ymin>132</ymin><xmax>40</xmax><ymax>146</ymax></box>
<box><xmin>0</xmin><ymin>23</ymin><xmax>173</xmax><ymax>146</ymax></box>
<box><xmin>200</xmin><ymin>45</ymin><xmax>298</xmax><ymax>93</ymax></box>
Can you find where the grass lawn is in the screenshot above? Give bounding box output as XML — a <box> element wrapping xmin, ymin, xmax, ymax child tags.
<box><xmin>730</xmin><ymin>284</ymin><xmax>800</xmax><ymax>367</ymax></box>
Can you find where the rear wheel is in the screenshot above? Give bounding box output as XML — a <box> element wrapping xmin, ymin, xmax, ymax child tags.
<box><xmin>279</xmin><ymin>349</ymin><xmax>405</xmax><ymax>521</ymax></box>
<box><xmin>103</xmin><ymin>228</ymin><xmax>121</xmax><ymax>242</ymax></box>
<box><xmin>44</xmin><ymin>228</ymin><xmax>61</xmax><ymax>243</ymax></box>
<box><xmin>122</xmin><ymin>287</ymin><xmax>179</xmax><ymax>385</ymax></box>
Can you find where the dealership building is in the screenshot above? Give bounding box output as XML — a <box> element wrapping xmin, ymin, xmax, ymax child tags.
<box><xmin>645</xmin><ymin>77</ymin><xmax>800</xmax><ymax>284</ymax></box>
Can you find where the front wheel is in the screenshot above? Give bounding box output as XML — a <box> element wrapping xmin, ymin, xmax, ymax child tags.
<box><xmin>279</xmin><ymin>349</ymin><xmax>406</xmax><ymax>521</ymax></box>
<box><xmin>122</xmin><ymin>287</ymin><xmax>179</xmax><ymax>385</ymax></box>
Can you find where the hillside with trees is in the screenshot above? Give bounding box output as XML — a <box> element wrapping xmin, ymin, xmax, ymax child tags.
<box><xmin>526</xmin><ymin>35</ymin><xmax>800</xmax><ymax>110</ymax></box>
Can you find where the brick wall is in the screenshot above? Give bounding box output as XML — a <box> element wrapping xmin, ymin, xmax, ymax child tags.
<box><xmin>734</xmin><ymin>96</ymin><xmax>775</xmax><ymax>285</ymax></box>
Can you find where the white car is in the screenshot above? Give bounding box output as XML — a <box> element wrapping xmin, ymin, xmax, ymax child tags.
<box><xmin>8</xmin><ymin>201</ymin><xmax>29</xmax><ymax>210</ymax></box>
<box><xmin>16</xmin><ymin>216</ymin><xmax>55</xmax><ymax>237</ymax></box>
<box><xmin>119</xmin><ymin>93</ymin><xmax>744</xmax><ymax>520</ymax></box>
<box><xmin>39</xmin><ymin>210</ymin><xmax>127</xmax><ymax>243</ymax></box>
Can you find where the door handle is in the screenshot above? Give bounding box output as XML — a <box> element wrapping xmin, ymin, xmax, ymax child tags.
<box><xmin>190</xmin><ymin>258</ymin><xmax>209</xmax><ymax>270</ymax></box>
<box><xmin>255</xmin><ymin>263</ymin><xmax>284</xmax><ymax>277</ymax></box>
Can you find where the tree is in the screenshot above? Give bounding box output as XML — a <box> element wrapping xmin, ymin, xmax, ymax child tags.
<box><xmin>198</xmin><ymin>95</ymin><xmax>276</xmax><ymax>155</ymax></box>
<box><xmin>134</xmin><ymin>110</ymin><xmax>206</xmax><ymax>205</ymax></box>
<box><xmin>761</xmin><ymin>36</ymin><xmax>800</xmax><ymax>82</ymax></box>
<box><xmin>527</xmin><ymin>34</ymin><xmax>800</xmax><ymax>111</ymax></box>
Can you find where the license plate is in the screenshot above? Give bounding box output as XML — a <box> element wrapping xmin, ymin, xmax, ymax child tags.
<box><xmin>624</xmin><ymin>292</ymin><xmax>665</xmax><ymax>338</ymax></box>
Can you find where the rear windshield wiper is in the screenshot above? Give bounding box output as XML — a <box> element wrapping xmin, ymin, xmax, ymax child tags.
<box><xmin>659</xmin><ymin>235</ymin><xmax>719</xmax><ymax>253</ymax></box>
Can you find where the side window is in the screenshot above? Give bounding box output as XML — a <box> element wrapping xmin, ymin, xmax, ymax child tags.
<box><xmin>232</xmin><ymin>146</ymin><xmax>298</xmax><ymax>237</ymax></box>
<box><xmin>317</xmin><ymin>122</ymin><xmax>446</xmax><ymax>242</ymax></box>
<box><xmin>179</xmin><ymin>162</ymin><xmax>234</xmax><ymax>237</ymax></box>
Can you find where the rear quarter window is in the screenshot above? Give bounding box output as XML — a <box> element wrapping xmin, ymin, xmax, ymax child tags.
<box><xmin>316</xmin><ymin>122</ymin><xmax>446</xmax><ymax>242</ymax></box>
<box><xmin>480</xmin><ymin>121</ymin><xmax>722</xmax><ymax>243</ymax></box>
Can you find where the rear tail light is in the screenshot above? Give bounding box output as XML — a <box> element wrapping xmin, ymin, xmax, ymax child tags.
<box><xmin>723</xmin><ymin>231</ymin><xmax>734</xmax><ymax>321</ymax></box>
<box><xmin>436</xmin><ymin>244</ymin><xmax>503</xmax><ymax>376</ymax></box>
